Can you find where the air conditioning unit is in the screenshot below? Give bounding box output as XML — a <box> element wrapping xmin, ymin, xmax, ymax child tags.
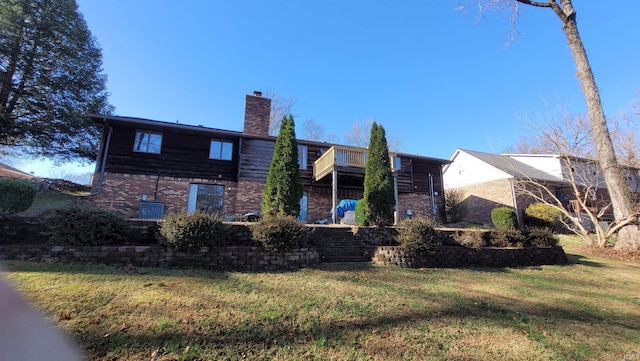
<box><xmin>138</xmin><ymin>201</ymin><xmax>165</xmax><ymax>219</ymax></box>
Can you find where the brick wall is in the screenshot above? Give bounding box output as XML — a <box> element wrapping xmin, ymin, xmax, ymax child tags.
<box><xmin>236</xmin><ymin>180</ymin><xmax>264</xmax><ymax>214</ymax></box>
<box><xmin>455</xmin><ymin>179</ymin><xmax>514</xmax><ymax>224</ymax></box>
<box><xmin>90</xmin><ymin>172</ymin><xmax>238</xmax><ymax>217</ymax></box>
<box><xmin>398</xmin><ymin>192</ymin><xmax>440</xmax><ymax>221</ymax></box>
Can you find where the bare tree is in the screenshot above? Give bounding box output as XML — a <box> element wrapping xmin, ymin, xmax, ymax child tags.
<box><xmin>345</xmin><ymin>119</ymin><xmax>374</xmax><ymax>148</ymax></box>
<box><xmin>301</xmin><ymin>118</ymin><xmax>337</xmax><ymax>143</ymax></box>
<box><xmin>506</xmin><ymin>106</ymin><xmax>640</xmax><ymax>246</ymax></box>
<box><xmin>260</xmin><ymin>90</ymin><xmax>296</xmax><ymax>136</ymax></box>
<box><xmin>610</xmin><ymin>111</ymin><xmax>640</xmax><ymax>168</ymax></box>
<box><xmin>470</xmin><ymin>0</ymin><xmax>640</xmax><ymax>250</ymax></box>
<box><xmin>344</xmin><ymin>119</ymin><xmax>403</xmax><ymax>151</ymax></box>
<box><xmin>513</xmin><ymin>161</ymin><xmax>611</xmax><ymax>246</ymax></box>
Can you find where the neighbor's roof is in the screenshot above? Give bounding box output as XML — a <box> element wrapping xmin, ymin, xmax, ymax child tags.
<box><xmin>458</xmin><ymin>149</ymin><xmax>563</xmax><ymax>182</ymax></box>
<box><xmin>0</xmin><ymin>162</ymin><xmax>35</xmax><ymax>180</ymax></box>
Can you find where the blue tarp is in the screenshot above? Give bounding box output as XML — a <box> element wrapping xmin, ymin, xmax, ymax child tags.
<box><xmin>329</xmin><ymin>199</ymin><xmax>358</xmax><ymax>218</ymax></box>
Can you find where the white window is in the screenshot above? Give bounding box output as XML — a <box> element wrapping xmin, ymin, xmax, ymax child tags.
<box><xmin>298</xmin><ymin>145</ymin><xmax>308</xmax><ymax>170</ymax></box>
<box><xmin>133</xmin><ymin>131</ymin><xmax>162</xmax><ymax>154</ymax></box>
<box><xmin>210</xmin><ymin>140</ymin><xmax>233</xmax><ymax>160</ymax></box>
<box><xmin>187</xmin><ymin>184</ymin><xmax>224</xmax><ymax>214</ymax></box>
<box><xmin>393</xmin><ymin>156</ymin><xmax>401</xmax><ymax>170</ymax></box>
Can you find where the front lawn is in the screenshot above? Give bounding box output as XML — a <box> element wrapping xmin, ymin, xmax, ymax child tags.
<box><xmin>2</xmin><ymin>237</ymin><xmax>639</xmax><ymax>360</ymax></box>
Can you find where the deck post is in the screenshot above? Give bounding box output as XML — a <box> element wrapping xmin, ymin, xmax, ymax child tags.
<box><xmin>393</xmin><ymin>171</ymin><xmax>399</xmax><ymax>225</ymax></box>
<box><xmin>332</xmin><ymin>168</ymin><xmax>338</xmax><ymax>224</ymax></box>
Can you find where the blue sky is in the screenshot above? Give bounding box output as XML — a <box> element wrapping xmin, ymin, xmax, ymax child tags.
<box><xmin>8</xmin><ymin>0</ymin><xmax>640</xmax><ymax>180</ymax></box>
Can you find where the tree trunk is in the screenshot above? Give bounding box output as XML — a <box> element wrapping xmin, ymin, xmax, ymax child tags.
<box><xmin>552</xmin><ymin>1</ymin><xmax>640</xmax><ymax>250</ymax></box>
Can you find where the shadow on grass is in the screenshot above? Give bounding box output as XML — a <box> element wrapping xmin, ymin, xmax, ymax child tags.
<box><xmin>566</xmin><ymin>253</ymin><xmax>604</xmax><ymax>267</ymax></box>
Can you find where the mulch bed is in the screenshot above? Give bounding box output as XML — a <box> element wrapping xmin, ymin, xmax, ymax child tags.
<box><xmin>580</xmin><ymin>246</ymin><xmax>640</xmax><ymax>265</ymax></box>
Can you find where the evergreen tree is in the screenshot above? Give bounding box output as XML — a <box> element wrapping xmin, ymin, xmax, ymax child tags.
<box><xmin>0</xmin><ymin>0</ymin><xmax>112</xmax><ymax>160</ymax></box>
<box><xmin>363</xmin><ymin>122</ymin><xmax>395</xmax><ymax>226</ymax></box>
<box><xmin>261</xmin><ymin>114</ymin><xmax>303</xmax><ymax>217</ymax></box>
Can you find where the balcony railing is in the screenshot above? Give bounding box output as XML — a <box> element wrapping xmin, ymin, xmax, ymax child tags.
<box><xmin>314</xmin><ymin>145</ymin><xmax>401</xmax><ymax>179</ymax></box>
<box><xmin>314</xmin><ymin>145</ymin><xmax>368</xmax><ymax>180</ymax></box>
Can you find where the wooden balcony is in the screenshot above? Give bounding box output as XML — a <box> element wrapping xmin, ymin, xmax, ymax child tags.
<box><xmin>313</xmin><ymin>145</ymin><xmax>367</xmax><ymax>181</ymax></box>
<box><xmin>313</xmin><ymin>145</ymin><xmax>400</xmax><ymax>181</ymax></box>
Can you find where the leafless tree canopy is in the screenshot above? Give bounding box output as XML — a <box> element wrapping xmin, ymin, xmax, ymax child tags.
<box><xmin>260</xmin><ymin>90</ymin><xmax>296</xmax><ymax>136</ymax></box>
<box><xmin>301</xmin><ymin>119</ymin><xmax>337</xmax><ymax>143</ymax></box>
<box><xmin>344</xmin><ymin>119</ymin><xmax>403</xmax><ymax>152</ymax></box>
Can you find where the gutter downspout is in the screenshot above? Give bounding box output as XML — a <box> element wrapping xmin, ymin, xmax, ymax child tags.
<box><xmin>89</xmin><ymin>117</ymin><xmax>112</xmax><ymax>196</ymax></box>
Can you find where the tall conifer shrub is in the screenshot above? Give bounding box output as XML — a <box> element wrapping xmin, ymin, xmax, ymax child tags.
<box><xmin>261</xmin><ymin>114</ymin><xmax>303</xmax><ymax>217</ymax></box>
<box><xmin>362</xmin><ymin>123</ymin><xmax>395</xmax><ymax>226</ymax></box>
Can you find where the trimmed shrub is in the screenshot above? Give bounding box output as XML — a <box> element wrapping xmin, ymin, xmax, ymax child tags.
<box><xmin>49</xmin><ymin>206</ymin><xmax>131</xmax><ymax>246</ymax></box>
<box><xmin>159</xmin><ymin>212</ymin><xmax>228</xmax><ymax>251</ymax></box>
<box><xmin>355</xmin><ymin>199</ymin><xmax>366</xmax><ymax>226</ymax></box>
<box><xmin>453</xmin><ymin>229</ymin><xmax>487</xmax><ymax>249</ymax></box>
<box><xmin>490</xmin><ymin>227</ymin><xmax>525</xmax><ymax>248</ymax></box>
<box><xmin>441</xmin><ymin>188</ymin><xmax>468</xmax><ymax>223</ymax></box>
<box><xmin>527</xmin><ymin>227</ymin><xmax>559</xmax><ymax>247</ymax></box>
<box><xmin>524</xmin><ymin>203</ymin><xmax>562</xmax><ymax>229</ymax></box>
<box><xmin>0</xmin><ymin>179</ymin><xmax>36</xmax><ymax>215</ymax></box>
<box><xmin>491</xmin><ymin>207</ymin><xmax>518</xmax><ymax>229</ymax></box>
<box><xmin>251</xmin><ymin>215</ymin><xmax>311</xmax><ymax>253</ymax></box>
<box><xmin>394</xmin><ymin>217</ymin><xmax>438</xmax><ymax>255</ymax></box>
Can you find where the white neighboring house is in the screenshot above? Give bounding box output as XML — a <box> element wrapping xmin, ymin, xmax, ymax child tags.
<box><xmin>442</xmin><ymin>149</ymin><xmax>640</xmax><ymax>226</ymax></box>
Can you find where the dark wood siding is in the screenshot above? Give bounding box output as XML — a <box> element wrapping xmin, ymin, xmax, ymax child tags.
<box><xmin>237</xmin><ymin>139</ymin><xmax>274</xmax><ymax>181</ymax></box>
<box><xmin>396</xmin><ymin>156</ymin><xmax>414</xmax><ymax>193</ymax></box>
<box><xmin>105</xmin><ymin>125</ymin><xmax>239</xmax><ymax>180</ymax></box>
<box><xmin>237</xmin><ymin>139</ymin><xmax>326</xmax><ymax>185</ymax></box>
<box><xmin>409</xmin><ymin>158</ymin><xmax>444</xmax><ymax>194</ymax></box>
<box><xmin>302</xmin><ymin>144</ymin><xmax>328</xmax><ymax>185</ymax></box>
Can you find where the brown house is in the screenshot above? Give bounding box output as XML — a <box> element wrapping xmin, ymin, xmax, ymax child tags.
<box><xmin>89</xmin><ymin>92</ymin><xmax>449</xmax><ymax>222</ymax></box>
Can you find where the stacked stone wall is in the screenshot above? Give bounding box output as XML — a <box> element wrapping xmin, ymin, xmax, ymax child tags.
<box><xmin>373</xmin><ymin>245</ymin><xmax>568</xmax><ymax>268</ymax></box>
<box><xmin>0</xmin><ymin>245</ymin><xmax>319</xmax><ymax>271</ymax></box>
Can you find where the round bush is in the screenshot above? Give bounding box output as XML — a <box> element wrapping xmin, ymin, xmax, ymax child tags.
<box><xmin>394</xmin><ymin>217</ymin><xmax>438</xmax><ymax>255</ymax></box>
<box><xmin>526</xmin><ymin>227</ymin><xmax>559</xmax><ymax>247</ymax></box>
<box><xmin>490</xmin><ymin>227</ymin><xmax>525</xmax><ymax>248</ymax></box>
<box><xmin>251</xmin><ymin>215</ymin><xmax>311</xmax><ymax>252</ymax></box>
<box><xmin>159</xmin><ymin>212</ymin><xmax>228</xmax><ymax>251</ymax></box>
<box><xmin>453</xmin><ymin>229</ymin><xmax>487</xmax><ymax>249</ymax></box>
<box><xmin>0</xmin><ymin>179</ymin><xmax>36</xmax><ymax>215</ymax></box>
<box><xmin>524</xmin><ymin>203</ymin><xmax>562</xmax><ymax>229</ymax></box>
<box><xmin>48</xmin><ymin>206</ymin><xmax>131</xmax><ymax>246</ymax></box>
<box><xmin>491</xmin><ymin>207</ymin><xmax>518</xmax><ymax>229</ymax></box>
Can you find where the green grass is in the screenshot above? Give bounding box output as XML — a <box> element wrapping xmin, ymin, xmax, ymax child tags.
<box><xmin>2</xmin><ymin>237</ymin><xmax>640</xmax><ymax>360</ymax></box>
<box><xmin>16</xmin><ymin>191</ymin><xmax>78</xmax><ymax>217</ymax></box>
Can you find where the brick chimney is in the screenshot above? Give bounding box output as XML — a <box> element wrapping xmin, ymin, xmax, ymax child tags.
<box><xmin>243</xmin><ymin>91</ymin><xmax>271</xmax><ymax>136</ymax></box>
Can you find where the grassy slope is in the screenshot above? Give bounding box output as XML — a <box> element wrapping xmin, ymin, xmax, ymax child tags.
<box><xmin>2</xmin><ymin>237</ymin><xmax>639</xmax><ymax>361</ymax></box>
<box><xmin>16</xmin><ymin>191</ymin><xmax>77</xmax><ymax>217</ymax></box>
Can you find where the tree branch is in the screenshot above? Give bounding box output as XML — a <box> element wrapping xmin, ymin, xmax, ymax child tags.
<box><xmin>516</xmin><ymin>0</ymin><xmax>553</xmax><ymax>8</ymax></box>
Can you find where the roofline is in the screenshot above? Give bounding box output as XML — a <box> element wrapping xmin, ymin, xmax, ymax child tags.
<box><xmin>90</xmin><ymin>114</ymin><xmax>451</xmax><ymax>165</ymax></box>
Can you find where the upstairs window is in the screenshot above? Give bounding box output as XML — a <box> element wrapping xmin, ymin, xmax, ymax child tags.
<box><xmin>393</xmin><ymin>156</ymin><xmax>402</xmax><ymax>171</ymax></box>
<box><xmin>133</xmin><ymin>131</ymin><xmax>162</xmax><ymax>154</ymax></box>
<box><xmin>298</xmin><ymin>145</ymin><xmax>308</xmax><ymax>170</ymax></box>
<box><xmin>210</xmin><ymin>140</ymin><xmax>233</xmax><ymax>160</ymax></box>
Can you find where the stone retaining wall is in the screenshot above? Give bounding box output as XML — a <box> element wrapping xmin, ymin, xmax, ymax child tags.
<box><xmin>373</xmin><ymin>245</ymin><xmax>568</xmax><ymax>268</ymax></box>
<box><xmin>0</xmin><ymin>245</ymin><xmax>319</xmax><ymax>272</ymax></box>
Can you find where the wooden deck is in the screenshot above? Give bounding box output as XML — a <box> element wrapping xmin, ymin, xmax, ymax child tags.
<box><xmin>313</xmin><ymin>145</ymin><xmax>398</xmax><ymax>181</ymax></box>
